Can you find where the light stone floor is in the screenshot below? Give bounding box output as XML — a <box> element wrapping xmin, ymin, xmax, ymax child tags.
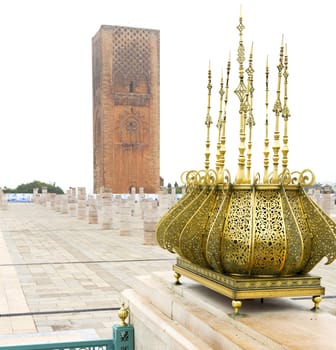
<box><xmin>0</xmin><ymin>203</ymin><xmax>174</xmax><ymax>344</ymax></box>
<box><xmin>1</xmin><ymin>202</ymin><xmax>336</xmax><ymax>348</ymax></box>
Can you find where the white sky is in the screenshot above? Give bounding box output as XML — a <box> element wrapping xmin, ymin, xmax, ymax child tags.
<box><xmin>0</xmin><ymin>0</ymin><xmax>334</xmax><ymax>194</ymax></box>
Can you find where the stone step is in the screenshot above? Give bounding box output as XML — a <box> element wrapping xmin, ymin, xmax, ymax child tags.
<box><xmin>122</xmin><ymin>270</ymin><xmax>286</xmax><ymax>350</ymax></box>
<box><xmin>123</xmin><ymin>289</ymin><xmax>212</xmax><ymax>350</ymax></box>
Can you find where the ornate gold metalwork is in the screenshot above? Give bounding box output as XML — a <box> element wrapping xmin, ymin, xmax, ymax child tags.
<box><xmin>155</xmin><ymin>9</ymin><xmax>336</xmax><ymax>312</ymax></box>
<box><xmin>282</xmin><ymin>44</ymin><xmax>290</xmax><ymax>172</ymax></box>
<box><xmin>204</xmin><ymin>62</ymin><xmax>213</xmax><ymax>170</ymax></box>
<box><xmin>234</xmin><ymin>10</ymin><xmax>248</xmax><ymax>184</ymax></box>
<box><xmin>263</xmin><ymin>56</ymin><xmax>270</xmax><ymax>184</ymax></box>
<box><xmin>271</xmin><ymin>37</ymin><xmax>284</xmax><ymax>184</ymax></box>
<box><xmin>232</xmin><ymin>300</ymin><xmax>242</xmax><ymax>315</ymax></box>
<box><xmin>173</xmin><ymin>257</ymin><xmax>325</xmax><ymax>314</ymax></box>
<box><xmin>118</xmin><ymin>303</ymin><xmax>129</xmax><ymax>326</ymax></box>
<box><xmin>246</xmin><ymin>43</ymin><xmax>255</xmax><ymax>184</ymax></box>
<box><xmin>215</xmin><ymin>70</ymin><xmax>225</xmax><ymax>174</ymax></box>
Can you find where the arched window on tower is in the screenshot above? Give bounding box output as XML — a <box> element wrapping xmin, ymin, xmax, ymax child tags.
<box><xmin>129</xmin><ymin>81</ymin><xmax>134</xmax><ymax>93</ymax></box>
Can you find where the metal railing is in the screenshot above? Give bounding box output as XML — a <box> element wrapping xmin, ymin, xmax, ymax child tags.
<box><xmin>2</xmin><ymin>339</ymin><xmax>113</xmax><ymax>350</ymax></box>
<box><xmin>0</xmin><ymin>305</ymin><xmax>134</xmax><ymax>350</ymax></box>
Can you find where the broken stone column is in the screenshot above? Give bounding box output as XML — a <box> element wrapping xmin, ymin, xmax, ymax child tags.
<box><xmin>119</xmin><ymin>200</ymin><xmax>130</xmax><ymax>236</ymax></box>
<box><xmin>68</xmin><ymin>188</ymin><xmax>77</xmax><ymax>217</ymax></box>
<box><xmin>170</xmin><ymin>187</ymin><xmax>177</xmax><ymax>206</ymax></box>
<box><xmin>40</xmin><ymin>187</ymin><xmax>48</xmax><ymax>206</ymax></box>
<box><xmin>33</xmin><ymin>188</ymin><xmax>40</xmax><ymax>203</ymax></box>
<box><xmin>129</xmin><ymin>187</ymin><xmax>137</xmax><ymax>218</ymax></box>
<box><xmin>139</xmin><ymin>187</ymin><xmax>145</xmax><ymax>201</ymax></box>
<box><xmin>61</xmin><ymin>192</ymin><xmax>69</xmax><ymax>214</ymax></box>
<box><xmin>48</xmin><ymin>193</ymin><xmax>56</xmax><ymax>209</ymax></box>
<box><xmin>55</xmin><ymin>194</ymin><xmax>62</xmax><ymax>212</ymax></box>
<box><xmin>77</xmin><ymin>187</ymin><xmax>87</xmax><ymax>220</ymax></box>
<box><xmin>158</xmin><ymin>187</ymin><xmax>170</xmax><ymax>217</ymax></box>
<box><xmin>321</xmin><ymin>193</ymin><xmax>333</xmax><ymax>214</ymax></box>
<box><xmin>310</xmin><ymin>188</ymin><xmax>320</xmax><ymax>205</ymax></box>
<box><xmin>112</xmin><ymin>195</ymin><xmax>121</xmax><ymax>230</ymax></box>
<box><xmin>0</xmin><ymin>188</ymin><xmax>8</xmax><ymax>210</ymax></box>
<box><xmin>88</xmin><ymin>195</ymin><xmax>98</xmax><ymax>224</ymax></box>
<box><xmin>101</xmin><ymin>190</ymin><xmax>113</xmax><ymax>229</ymax></box>
<box><xmin>143</xmin><ymin>200</ymin><xmax>160</xmax><ymax>245</ymax></box>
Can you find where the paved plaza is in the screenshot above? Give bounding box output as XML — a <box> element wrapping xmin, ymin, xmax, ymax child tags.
<box><xmin>0</xmin><ymin>201</ymin><xmax>336</xmax><ymax>348</ymax></box>
<box><xmin>0</xmin><ymin>203</ymin><xmax>174</xmax><ymax>344</ymax></box>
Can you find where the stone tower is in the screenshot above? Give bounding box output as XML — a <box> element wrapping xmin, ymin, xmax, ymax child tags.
<box><xmin>92</xmin><ymin>25</ymin><xmax>160</xmax><ymax>194</ymax></box>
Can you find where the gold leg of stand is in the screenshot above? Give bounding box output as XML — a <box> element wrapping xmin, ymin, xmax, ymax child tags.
<box><xmin>232</xmin><ymin>300</ymin><xmax>242</xmax><ymax>315</ymax></box>
<box><xmin>312</xmin><ymin>295</ymin><xmax>322</xmax><ymax>311</ymax></box>
<box><xmin>174</xmin><ymin>271</ymin><xmax>182</xmax><ymax>285</ymax></box>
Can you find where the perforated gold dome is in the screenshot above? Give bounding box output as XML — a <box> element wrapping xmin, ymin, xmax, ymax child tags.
<box><xmin>156</xmin><ymin>171</ymin><xmax>336</xmax><ymax>276</ymax></box>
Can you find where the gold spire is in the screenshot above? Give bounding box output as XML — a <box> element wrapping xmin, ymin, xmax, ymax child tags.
<box><xmin>246</xmin><ymin>42</ymin><xmax>255</xmax><ymax>183</ymax></box>
<box><xmin>220</xmin><ymin>54</ymin><xmax>231</xmax><ymax>171</ymax></box>
<box><xmin>234</xmin><ymin>9</ymin><xmax>248</xmax><ymax>184</ymax></box>
<box><xmin>215</xmin><ymin>70</ymin><xmax>225</xmax><ymax>173</ymax></box>
<box><xmin>263</xmin><ymin>55</ymin><xmax>270</xmax><ymax>183</ymax></box>
<box><xmin>204</xmin><ymin>61</ymin><xmax>213</xmax><ymax>170</ymax></box>
<box><xmin>271</xmin><ymin>36</ymin><xmax>284</xmax><ymax>184</ymax></box>
<box><xmin>217</xmin><ymin>54</ymin><xmax>231</xmax><ymax>183</ymax></box>
<box><xmin>282</xmin><ymin>44</ymin><xmax>290</xmax><ymax>172</ymax></box>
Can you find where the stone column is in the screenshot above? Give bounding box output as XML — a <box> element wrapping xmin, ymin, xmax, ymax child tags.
<box><xmin>33</xmin><ymin>188</ymin><xmax>39</xmax><ymax>203</ymax></box>
<box><xmin>68</xmin><ymin>188</ymin><xmax>77</xmax><ymax>217</ymax></box>
<box><xmin>41</xmin><ymin>187</ymin><xmax>48</xmax><ymax>206</ymax></box>
<box><xmin>310</xmin><ymin>189</ymin><xmax>320</xmax><ymax>205</ymax></box>
<box><xmin>170</xmin><ymin>187</ymin><xmax>177</xmax><ymax>206</ymax></box>
<box><xmin>48</xmin><ymin>193</ymin><xmax>56</xmax><ymax>209</ymax></box>
<box><xmin>139</xmin><ymin>187</ymin><xmax>146</xmax><ymax>219</ymax></box>
<box><xmin>0</xmin><ymin>188</ymin><xmax>8</xmax><ymax>210</ymax></box>
<box><xmin>55</xmin><ymin>194</ymin><xmax>62</xmax><ymax>212</ymax></box>
<box><xmin>88</xmin><ymin>195</ymin><xmax>98</xmax><ymax>224</ymax></box>
<box><xmin>129</xmin><ymin>187</ymin><xmax>136</xmax><ymax>218</ymax></box>
<box><xmin>158</xmin><ymin>187</ymin><xmax>170</xmax><ymax>217</ymax></box>
<box><xmin>143</xmin><ymin>200</ymin><xmax>159</xmax><ymax>245</ymax></box>
<box><xmin>61</xmin><ymin>192</ymin><xmax>69</xmax><ymax>214</ymax></box>
<box><xmin>112</xmin><ymin>196</ymin><xmax>121</xmax><ymax>230</ymax></box>
<box><xmin>77</xmin><ymin>187</ymin><xmax>87</xmax><ymax>220</ymax></box>
<box><xmin>139</xmin><ymin>187</ymin><xmax>145</xmax><ymax>201</ymax></box>
<box><xmin>101</xmin><ymin>190</ymin><xmax>113</xmax><ymax>229</ymax></box>
<box><xmin>321</xmin><ymin>193</ymin><xmax>333</xmax><ymax>214</ymax></box>
<box><xmin>119</xmin><ymin>200</ymin><xmax>130</xmax><ymax>236</ymax></box>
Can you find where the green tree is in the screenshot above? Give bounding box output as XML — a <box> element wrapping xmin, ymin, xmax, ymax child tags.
<box><xmin>4</xmin><ymin>180</ymin><xmax>64</xmax><ymax>194</ymax></box>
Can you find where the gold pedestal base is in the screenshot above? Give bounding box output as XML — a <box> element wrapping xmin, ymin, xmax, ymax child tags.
<box><xmin>173</xmin><ymin>258</ymin><xmax>325</xmax><ymax>315</ymax></box>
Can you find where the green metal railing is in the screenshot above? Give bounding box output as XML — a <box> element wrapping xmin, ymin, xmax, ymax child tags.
<box><xmin>0</xmin><ymin>306</ymin><xmax>134</xmax><ymax>350</ymax></box>
<box><xmin>2</xmin><ymin>338</ymin><xmax>113</xmax><ymax>350</ymax></box>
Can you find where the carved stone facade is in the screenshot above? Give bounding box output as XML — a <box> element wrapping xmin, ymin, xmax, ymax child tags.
<box><xmin>92</xmin><ymin>26</ymin><xmax>160</xmax><ymax>193</ymax></box>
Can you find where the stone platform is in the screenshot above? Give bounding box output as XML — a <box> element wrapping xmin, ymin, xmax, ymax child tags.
<box><xmin>0</xmin><ymin>203</ymin><xmax>336</xmax><ymax>349</ymax></box>
<box><xmin>123</xmin><ymin>269</ymin><xmax>336</xmax><ymax>349</ymax></box>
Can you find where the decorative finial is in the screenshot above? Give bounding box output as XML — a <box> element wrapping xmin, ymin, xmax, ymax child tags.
<box><xmin>234</xmin><ymin>9</ymin><xmax>248</xmax><ymax>184</ymax></box>
<box><xmin>204</xmin><ymin>62</ymin><xmax>213</xmax><ymax>170</ymax></box>
<box><xmin>271</xmin><ymin>37</ymin><xmax>284</xmax><ymax>184</ymax></box>
<box><xmin>282</xmin><ymin>43</ymin><xmax>290</xmax><ymax>171</ymax></box>
<box><xmin>245</xmin><ymin>42</ymin><xmax>255</xmax><ymax>183</ymax></box>
<box><xmin>118</xmin><ymin>302</ymin><xmax>129</xmax><ymax>326</ymax></box>
<box><xmin>217</xmin><ymin>54</ymin><xmax>231</xmax><ymax>179</ymax></box>
<box><xmin>263</xmin><ymin>55</ymin><xmax>270</xmax><ymax>183</ymax></box>
<box><xmin>215</xmin><ymin>70</ymin><xmax>225</xmax><ymax>174</ymax></box>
